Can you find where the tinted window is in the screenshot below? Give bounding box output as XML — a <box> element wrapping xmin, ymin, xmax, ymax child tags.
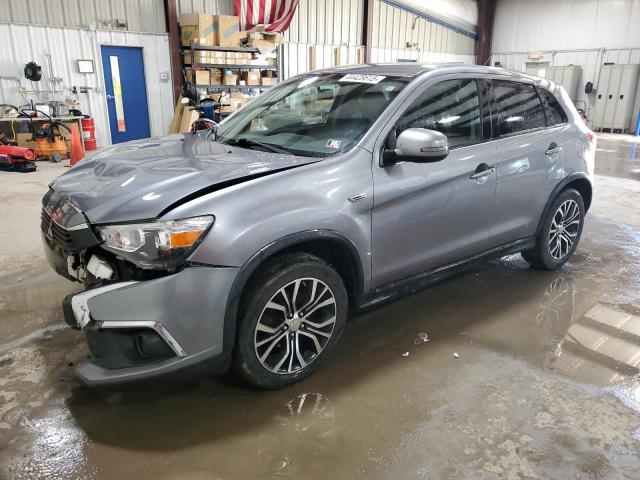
<box><xmin>396</xmin><ymin>79</ymin><xmax>482</xmax><ymax>147</ymax></box>
<box><xmin>541</xmin><ymin>88</ymin><xmax>568</xmax><ymax>125</ymax></box>
<box><xmin>493</xmin><ymin>81</ymin><xmax>546</xmax><ymax>135</ymax></box>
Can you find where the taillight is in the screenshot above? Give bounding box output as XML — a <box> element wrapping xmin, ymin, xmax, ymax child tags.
<box><xmin>587</xmin><ymin>132</ymin><xmax>595</xmax><ymax>144</ymax></box>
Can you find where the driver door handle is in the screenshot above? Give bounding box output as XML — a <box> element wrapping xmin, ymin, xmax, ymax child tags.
<box><xmin>545</xmin><ymin>142</ymin><xmax>562</xmax><ymax>156</ymax></box>
<box><xmin>470</xmin><ymin>163</ymin><xmax>495</xmax><ymax>180</ymax></box>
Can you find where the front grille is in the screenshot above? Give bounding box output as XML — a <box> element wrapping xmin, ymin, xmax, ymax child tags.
<box><xmin>41</xmin><ymin>208</ymin><xmax>100</xmax><ymax>252</ymax></box>
<box><xmin>41</xmin><ymin>209</ymin><xmax>74</xmax><ymax>249</ymax></box>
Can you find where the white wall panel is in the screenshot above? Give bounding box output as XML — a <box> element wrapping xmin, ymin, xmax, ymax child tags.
<box><xmin>0</xmin><ymin>0</ymin><xmax>167</xmax><ymax>33</ymax></box>
<box><xmin>396</xmin><ymin>0</ymin><xmax>478</xmax><ymax>31</ymax></box>
<box><xmin>371</xmin><ymin>0</ymin><xmax>476</xmax><ymax>64</ymax></box>
<box><xmin>285</xmin><ymin>0</ymin><xmax>364</xmax><ymax>46</ymax></box>
<box><xmin>0</xmin><ymin>24</ymin><xmax>174</xmax><ymax>146</ymax></box>
<box><xmin>176</xmin><ymin>0</ymin><xmax>234</xmax><ymax>16</ymax></box>
<box><xmin>493</xmin><ymin>0</ymin><xmax>640</xmax><ymax>52</ymax></box>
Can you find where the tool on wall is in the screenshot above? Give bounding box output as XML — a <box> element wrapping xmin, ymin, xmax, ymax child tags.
<box><xmin>24</xmin><ymin>62</ymin><xmax>42</xmax><ymax>81</ymax></box>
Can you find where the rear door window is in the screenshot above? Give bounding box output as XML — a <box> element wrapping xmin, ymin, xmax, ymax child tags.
<box><xmin>492</xmin><ymin>81</ymin><xmax>547</xmax><ymax>136</ymax></box>
<box><xmin>396</xmin><ymin>79</ymin><xmax>482</xmax><ymax>148</ymax></box>
<box><xmin>540</xmin><ymin>88</ymin><xmax>568</xmax><ymax>125</ymax></box>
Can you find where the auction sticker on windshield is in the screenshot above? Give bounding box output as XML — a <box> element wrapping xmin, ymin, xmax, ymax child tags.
<box><xmin>339</xmin><ymin>74</ymin><xmax>386</xmax><ymax>84</ymax></box>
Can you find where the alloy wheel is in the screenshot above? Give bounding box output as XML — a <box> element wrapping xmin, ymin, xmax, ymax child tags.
<box><xmin>549</xmin><ymin>199</ymin><xmax>581</xmax><ymax>260</ymax></box>
<box><xmin>254</xmin><ymin>278</ymin><xmax>337</xmax><ymax>374</ymax></box>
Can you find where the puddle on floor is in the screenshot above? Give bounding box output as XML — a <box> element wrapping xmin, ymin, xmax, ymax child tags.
<box><xmin>0</xmin><ymin>269</ymin><xmax>80</xmax><ymax>345</ymax></box>
<box><xmin>2</xmin><ymin>208</ymin><xmax>640</xmax><ymax>478</ymax></box>
<box><xmin>594</xmin><ymin>135</ymin><xmax>640</xmax><ymax>180</ymax></box>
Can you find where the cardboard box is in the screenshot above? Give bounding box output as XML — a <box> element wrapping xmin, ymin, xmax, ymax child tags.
<box><xmin>247</xmin><ymin>25</ymin><xmax>284</xmax><ymax>43</ymax></box>
<box><xmin>223</xmin><ymin>73</ymin><xmax>238</xmax><ymax>85</ymax></box>
<box><xmin>179</xmin><ymin>14</ymin><xmax>215</xmax><ymax>46</ymax></box>
<box><xmin>221</xmin><ymin>97</ymin><xmax>248</xmax><ymax>113</ymax></box>
<box><xmin>261</xmin><ymin>76</ymin><xmax>278</xmax><ymax>86</ymax></box>
<box><xmin>210</xmin><ymin>68</ymin><xmax>222</xmax><ymax>85</ymax></box>
<box><xmin>213</xmin><ymin>15</ymin><xmax>242</xmax><ymax>47</ymax></box>
<box><xmin>247</xmin><ymin>37</ymin><xmax>277</xmax><ymax>49</ymax></box>
<box><xmin>180</xmin><ymin>108</ymin><xmax>200</xmax><ymax>132</ymax></box>
<box><xmin>195</xmin><ymin>69</ymin><xmax>210</xmax><ymax>85</ymax></box>
<box><xmin>242</xmin><ymin>71</ymin><xmax>261</xmax><ymax>85</ymax></box>
<box><xmin>185</xmin><ymin>51</ymin><xmax>210</xmax><ymax>65</ymax></box>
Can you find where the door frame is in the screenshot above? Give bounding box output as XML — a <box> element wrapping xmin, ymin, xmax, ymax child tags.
<box><xmin>98</xmin><ymin>43</ymin><xmax>153</xmax><ymax>145</ymax></box>
<box><xmin>369</xmin><ymin>73</ymin><xmax>497</xmax><ymax>287</ymax></box>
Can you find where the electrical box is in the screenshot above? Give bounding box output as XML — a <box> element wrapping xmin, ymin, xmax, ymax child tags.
<box><xmin>525</xmin><ymin>64</ymin><xmax>582</xmax><ymax>101</ymax></box>
<box><xmin>591</xmin><ymin>64</ymin><xmax>640</xmax><ymax>132</ymax></box>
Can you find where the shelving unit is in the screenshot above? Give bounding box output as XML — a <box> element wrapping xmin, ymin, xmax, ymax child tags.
<box><xmin>181</xmin><ymin>43</ymin><xmax>281</xmax><ymax>93</ymax></box>
<box><xmin>195</xmin><ymin>84</ymin><xmax>274</xmax><ymax>93</ymax></box>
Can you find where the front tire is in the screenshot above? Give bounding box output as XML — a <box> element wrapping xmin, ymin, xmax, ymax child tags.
<box><xmin>522</xmin><ymin>188</ymin><xmax>585</xmax><ymax>270</ymax></box>
<box><xmin>233</xmin><ymin>253</ymin><xmax>348</xmax><ymax>389</ymax></box>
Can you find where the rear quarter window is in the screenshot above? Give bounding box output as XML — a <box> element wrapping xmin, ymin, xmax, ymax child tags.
<box><xmin>492</xmin><ymin>80</ymin><xmax>547</xmax><ymax>136</ymax></box>
<box><xmin>540</xmin><ymin>88</ymin><xmax>568</xmax><ymax>126</ymax></box>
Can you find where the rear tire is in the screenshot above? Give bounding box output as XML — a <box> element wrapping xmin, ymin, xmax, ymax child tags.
<box><xmin>233</xmin><ymin>252</ymin><xmax>348</xmax><ymax>389</ymax></box>
<box><xmin>522</xmin><ymin>188</ymin><xmax>585</xmax><ymax>270</ymax></box>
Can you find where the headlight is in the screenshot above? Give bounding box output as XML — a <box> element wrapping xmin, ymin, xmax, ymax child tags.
<box><xmin>98</xmin><ymin>216</ymin><xmax>214</xmax><ymax>270</ymax></box>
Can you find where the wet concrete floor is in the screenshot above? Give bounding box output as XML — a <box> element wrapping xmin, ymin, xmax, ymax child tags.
<box><xmin>1</xmin><ymin>135</ymin><xmax>640</xmax><ymax>479</ymax></box>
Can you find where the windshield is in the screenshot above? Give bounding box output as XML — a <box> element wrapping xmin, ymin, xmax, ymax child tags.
<box><xmin>215</xmin><ymin>73</ymin><xmax>409</xmax><ymax>157</ymax></box>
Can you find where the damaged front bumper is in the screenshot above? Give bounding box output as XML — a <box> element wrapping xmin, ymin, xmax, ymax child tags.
<box><xmin>62</xmin><ymin>266</ymin><xmax>239</xmax><ymax>387</ymax></box>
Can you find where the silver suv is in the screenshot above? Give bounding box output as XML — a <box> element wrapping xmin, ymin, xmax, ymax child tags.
<box><xmin>42</xmin><ymin>64</ymin><xmax>595</xmax><ymax>388</ymax></box>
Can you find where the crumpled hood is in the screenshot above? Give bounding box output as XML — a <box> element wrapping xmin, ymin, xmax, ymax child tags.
<box><xmin>46</xmin><ymin>134</ymin><xmax>319</xmax><ymax>224</ymax></box>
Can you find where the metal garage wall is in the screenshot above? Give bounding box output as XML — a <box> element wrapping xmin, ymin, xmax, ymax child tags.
<box><xmin>492</xmin><ymin>0</ymin><xmax>640</xmax><ymax>52</ymax></box>
<box><xmin>283</xmin><ymin>0</ymin><xmax>365</xmax><ymax>78</ymax></box>
<box><xmin>176</xmin><ymin>0</ymin><xmax>234</xmax><ymax>15</ymax></box>
<box><xmin>370</xmin><ymin>0</ymin><xmax>476</xmax><ymax>65</ymax></box>
<box><xmin>491</xmin><ymin>0</ymin><xmax>640</xmax><ymax>126</ymax></box>
<box><xmin>176</xmin><ymin>0</ymin><xmax>366</xmax><ymax>78</ymax></box>
<box><xmin>0</xmin><ymin>0</ymin><xmax>167</xmax><ymax>33</ymax></box>
<box><xmin>0</xmin><ymin>24</ymin><xmax>174</xmax><ymax>146</ymax></box>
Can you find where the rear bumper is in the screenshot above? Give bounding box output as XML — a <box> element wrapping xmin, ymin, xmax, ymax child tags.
<box><xmin>65</xmin><ymin>266</ymin><xmax>239</xmax><ymax>387</ymax></box>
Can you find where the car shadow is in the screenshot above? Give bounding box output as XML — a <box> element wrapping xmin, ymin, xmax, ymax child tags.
<box><xmin>63</xmin><ymin>255</ymin><xmax>582</xmax><ymax>452</ymax></box>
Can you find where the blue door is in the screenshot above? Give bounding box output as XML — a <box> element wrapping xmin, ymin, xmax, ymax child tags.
<box><xmin>101</xmin><ymin>45</ymin><xmax>151</xmax><ymax>143</ymax></box>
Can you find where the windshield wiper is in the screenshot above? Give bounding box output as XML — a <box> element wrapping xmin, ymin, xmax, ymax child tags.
<box><xmin>223</xmin><ymin>137</ymin><xmax>292</xmax><ymax>155</ymax></box>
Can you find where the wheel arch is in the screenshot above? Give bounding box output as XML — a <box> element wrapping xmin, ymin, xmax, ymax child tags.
<box><xmin>222</xmin><ymin>230</ymin><xmax>365</xmax><ymax>352</ymax></box>
<box><xmin>536</xmin><ymin>173</ymin><xmax>592</xmax><ymax>235</ymax></box>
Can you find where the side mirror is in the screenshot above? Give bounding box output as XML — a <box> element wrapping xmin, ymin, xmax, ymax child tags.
<box><xmin>382</xmin><ymin>128</ymin><xmax>449</xmax><ymax>166</ymax></box>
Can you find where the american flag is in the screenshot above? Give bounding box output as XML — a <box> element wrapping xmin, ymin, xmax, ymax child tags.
<box><xmin>233</xmin><ymin>0</ymin><xmax>299</xmax><ymax>32</ymax></box>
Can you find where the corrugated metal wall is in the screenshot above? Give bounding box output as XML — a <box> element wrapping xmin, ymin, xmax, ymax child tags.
<box><xmin>175</xmin><ymin>0</ymin><xmax>476</xmax><ymax>77</ymax></box>
<box><xmin>0</xmin><ymin>24</ymin><xmax>174</xmax><ymax>146</ymax></box>
<box><xmin>175</xmin><ymin>0</ymin><xmax>367</xmax><ymax>78</ymax></box>
<box><xmin>492</xmin><ymin>0</ymin><xmax>640</xmax><ymax>52</ymax></box>
<box><xmin>176</xmin><ymin>0</ymin><xmax>234</xmax><ymax>16</ymax></box>
<box><xmin>370</xmin><ymin>0</ymin><xmax>476</xmax><ymax>65</ymax></box>
<box><xmin>176</xmin><ymin>0</ymin><xmax>363</xmax><ymax>44</ymax></box>
<box><xmin>0</xmin><ymin>0</ymin><xmax>167</xmax><ymax>33</ymax></box>
<box><xmin>283</xmin><ymin>0</ymin><xmax>365</xmax><ymax>78</ymax></box>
